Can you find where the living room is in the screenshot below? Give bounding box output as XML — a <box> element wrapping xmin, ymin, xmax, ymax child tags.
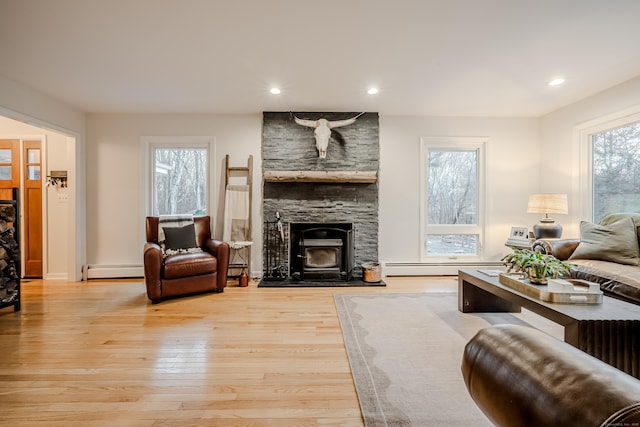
<box><xmin>1</xmin><ymin>2</ymin><xmax>640</xmax><ymax>281</ymax></box>
<box><xmin>2</xmin><ymin>1</ymin><xmax>640</xmax><ymax>425</ymax></box>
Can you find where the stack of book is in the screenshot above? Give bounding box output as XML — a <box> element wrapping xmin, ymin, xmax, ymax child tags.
<box><xmin>505</xmin><ymin>237</ymin><xmax>535</xmax><ymax>248</ymax></box>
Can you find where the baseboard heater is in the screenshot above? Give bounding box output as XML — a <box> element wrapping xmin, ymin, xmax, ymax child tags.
<box><xmin>383</xmin><ymin>261</ymin><xmax>502</xmax><ymax>276</ymax></box>
<box><xmin>83</xmin><ymin>264</ymin><xmax>144</xmax><ymax>280</ymax></box>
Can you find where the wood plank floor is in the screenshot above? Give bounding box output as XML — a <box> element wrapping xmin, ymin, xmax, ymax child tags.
<box><xmin>0</xmin><ymin>276</ymin><xmax>458</xmax><ymax>426</ymax></box>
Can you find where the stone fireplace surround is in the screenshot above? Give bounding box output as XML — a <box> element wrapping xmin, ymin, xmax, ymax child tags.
<box><xmin>262</xmin><ymin>111</ymin><xmax>379</xmax><ymax>280</ymax></box>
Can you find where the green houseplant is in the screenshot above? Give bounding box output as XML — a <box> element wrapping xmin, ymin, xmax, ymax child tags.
<box><xmin>501</xmin><ymin>248</ymin><xmax>573</xmax><ymax>284</ymax></box>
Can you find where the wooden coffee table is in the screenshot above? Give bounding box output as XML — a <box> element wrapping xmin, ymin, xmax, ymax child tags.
<box><xmin>458</xmin><ymin>268</ymin><xmax>640</xmax><ymax>378</ymax></box>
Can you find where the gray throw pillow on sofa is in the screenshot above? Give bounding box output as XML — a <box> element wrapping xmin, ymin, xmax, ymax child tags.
<box><xmin>600</xmin><ymin>212</ymin><xmax>640</xmax><ymax>244</ymax></box>
<box><xmin>570</xmin><ymin>217</ymin><xmax>640</xmax><ymax>266</ymax></box>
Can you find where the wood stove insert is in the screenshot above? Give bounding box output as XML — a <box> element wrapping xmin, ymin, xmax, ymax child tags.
<box><xmin>289</xmin><ymin>222</ymin><xmax>354</xmax><ymax>282</ymax></box>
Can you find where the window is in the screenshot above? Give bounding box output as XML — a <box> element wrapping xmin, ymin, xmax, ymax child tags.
<box><xmin>142</xmin><ymin>137</ymin><xmax>214</xmax><ymax>217</ymax></box>
<box><xmin>591</xmin><ymin>122</ymin><xmax>640</xmax><ymax>222</ymax></box>
<box><xmin>0</xmin><ymin>148</ymin><xmax>12</xmax><ymax>180</ymax></box>
<box><xmin>420</xmin><ymin>138</ymin><xmax>486</xmax><ymax>260</ymax></box>
<box><xmin>580</xmin><ymin>111</ymin><xmax>640</xmax><ymax>222</ymax></box>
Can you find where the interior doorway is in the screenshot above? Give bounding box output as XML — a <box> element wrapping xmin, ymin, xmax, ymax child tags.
<box><xmin>0</xmin><ymin>111</ymin><xmax>80</xmax><ymax>282</ymax></box>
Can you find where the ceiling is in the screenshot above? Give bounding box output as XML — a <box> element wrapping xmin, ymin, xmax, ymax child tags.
<box><xmin>1</xmin><ymin>0</ymin><xmax>640</xmax><ymax>117</ymax></box>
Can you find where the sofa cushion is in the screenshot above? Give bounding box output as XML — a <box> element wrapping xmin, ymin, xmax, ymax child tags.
<box><xmin>163</xmin><ymin>252</ymin><xmax>217</xmax><ymax>279</ymax></box>
<box><xmin>570</xmin><ymin>259</ymin><xmax>640</xmax><ymax>304</ymax></box>
<box><xmin>570</xmin><ymin>217</ymin><xmax>640</xmax><ymax>266</ymax></box>
<box><xmin>601</xmin><ymin>212</ymin><xmax>640</xmax><ymax>245</ymax></box>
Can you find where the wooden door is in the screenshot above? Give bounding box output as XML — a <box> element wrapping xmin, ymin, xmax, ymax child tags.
<box><xmin>23</xmin><ymin>140</ymin><xmax>42</xmax><ymax>277</ymax></box>
<box><xmin>0</xmin><ymin>139</ymin><xmax>19</xmax><ymax>201</ymax></box>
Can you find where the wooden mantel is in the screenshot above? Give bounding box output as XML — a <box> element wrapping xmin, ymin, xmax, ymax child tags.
<box><xmin>263</xmin><ymin>170</ymin><xmax>378</xmax><ymax>183</ymax></box>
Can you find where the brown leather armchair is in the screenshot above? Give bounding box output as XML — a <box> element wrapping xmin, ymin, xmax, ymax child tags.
<box><xmin>463</xmin><ymin>325</ymin><xmax>640</xmax><ymax>427</ymax></box>
<box><xmin>144</xmin><ymin>216</ymin><xmax>230</xmax><ymax>303</ymax></box>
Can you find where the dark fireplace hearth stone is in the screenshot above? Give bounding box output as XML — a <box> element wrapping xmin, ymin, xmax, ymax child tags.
<box><xmin>262</xmin><ymin>112</ymin><xmax>379</xmax><ymax>171</ymax></box>
<box><xmin>263</xmin><ymin>192</ymin><xmax>378</xmax><ymax>278</ymax></box>
<box><xmin>262</xmin><ymin>112</ymin><xmax>380</xmax><ymax>280</ymax></box>
<box><xmin>257</xmin><ymin>277</ymin><xmax>386</xmax><ymax>288</ymax></box>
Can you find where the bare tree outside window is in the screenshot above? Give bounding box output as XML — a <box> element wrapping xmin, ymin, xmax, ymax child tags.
<box><xmin>424</xmin><ymin>148</ymin><xmax>481</xmax><ymax>256</ymax></box>
<box><xmin>427</xmin><ymin>150</ymin><xmax>477</xmax><ymax>224</ymax></box>
<box><xmin>592</xmin><ymin>122</ymin><xmax>640</xmax><ymax>222</ymax></box>
<box><xmin>153</xmin><ymin>148</ymin><xmax>207</xmax><ymax>216</ymax></box>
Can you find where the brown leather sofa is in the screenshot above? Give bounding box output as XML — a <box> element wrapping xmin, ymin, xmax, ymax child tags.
<box><xmin>462</xmin><ymin>324</ymin><xmax>640</xmax><ymax>427</ymax></box>
<box><xmin>533</xmin><ymin>212</ymin><xmax>640</xmax><ymax>304</ymax></box>
<box><xmin>144</xmin><ymin>216</ymin><xmax>230</xmax><ymax>303</ymax></box>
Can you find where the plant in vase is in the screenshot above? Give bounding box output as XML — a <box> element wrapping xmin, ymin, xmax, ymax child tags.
<box><xmin>501</xmin><ymin>248</ymin><xmax>573</xmax><ymax>284</ymax></box>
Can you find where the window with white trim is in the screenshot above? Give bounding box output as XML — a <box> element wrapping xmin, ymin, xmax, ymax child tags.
<box><xmin>580</xmin><ymin>112</ymin><xmax>640</xmax><ymax>222</ymax></box>
<box><xmin>142</xmin><ymin>137</ymin><xmax>214</xmax><ymax>217</ymax></box>
<box><xmin>420</xmin><ymin>137</ymin><xmax>486</xmax><ymax>261</ymax></box>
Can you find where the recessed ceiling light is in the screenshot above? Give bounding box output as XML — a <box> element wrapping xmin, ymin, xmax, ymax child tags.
<box><xmin>270</xmin><ymin>87</ymin><xmax>281</xmax><ymax>95</ymax></box>
<box><xmin>548</xmin><ymin>78</ymin><xmax>565</xmax><ymax>87</ymax></box>
<box><xmin>367</xmin><ymin>87</ymin><xmax>379</xmax><ymax>95</ymax></box>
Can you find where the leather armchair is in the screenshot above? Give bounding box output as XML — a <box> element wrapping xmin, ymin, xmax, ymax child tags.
<box><xmin>463</xmin><ymin>325</ymin><xmax>640</xmax><ymax>427</ymax></box>
<box><xmin>144</xmin><ymin>216</ymin><xmax>230</xmax><ymax>303</ymax></box>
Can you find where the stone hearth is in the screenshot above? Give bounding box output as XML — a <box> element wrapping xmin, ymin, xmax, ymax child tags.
<box><xmin>262</xmin><ymin>111</ymin><xmax>379</xmax><ymax>280</ymax></box>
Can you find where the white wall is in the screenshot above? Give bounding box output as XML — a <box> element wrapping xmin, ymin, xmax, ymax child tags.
<box><xmin>86</xmin><ymin>113</ymin><xmax>544</xmax><ymax>276</ymax></box>
<box><xmin>541</xmin><ymin>75</ymin><xmax>640</xmax><ymax>237</ymax></box>
<box><xmin>379</xmin><ymin>116</ymin><xmax>542</xmax><ymax>272</ymax></box>
<box><xmin>85</xmin><ymin>114</ymin><xmax>262</xmax><ymax>275</ymax></box>
<box><xmin>0</xmin><ymin>75</ymin><xmax>85</xmax><ymax>136</ymax></box>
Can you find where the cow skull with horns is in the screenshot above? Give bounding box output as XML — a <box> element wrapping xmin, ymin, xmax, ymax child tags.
<box><xmin>293</xmin><ymin>113</ymin><xmax>365</xmax><ymax>158</ymax></box>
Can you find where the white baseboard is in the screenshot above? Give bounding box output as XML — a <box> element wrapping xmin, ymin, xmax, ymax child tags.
<box><xmin>83</xmin><ymin>263</ymin><xmax>501</xmax><ymax>280</ymax></box>
<box><xmin>42</xmin><ymin>272</ymin><xmax>69</xmax><ymax>281</ymax></box>
<box><xmin>383</xmin><ymin>261</ymin><xmax>502</xmax><ymax>276</ymax></box>
<box><xmin>84</xmin><ymin>264</ymin><xmax>144</xmax><ymax>280</ymax></box>
<box><xmin>83</xmin><ymin>264</ymin><xmax>261</xmax><ymax>280</ymax></box>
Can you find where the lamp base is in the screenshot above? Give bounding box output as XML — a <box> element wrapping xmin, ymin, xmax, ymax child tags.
<box><xmin>533</xmin><ymin>221</ymin><xmax>563</xmax><ymax>239</ymax></box>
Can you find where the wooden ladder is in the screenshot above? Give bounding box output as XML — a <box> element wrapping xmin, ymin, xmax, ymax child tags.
<box><xmin>224</xmin><ymin>154</ymin><xmax>253</xmax><ymax>277</ymax></box>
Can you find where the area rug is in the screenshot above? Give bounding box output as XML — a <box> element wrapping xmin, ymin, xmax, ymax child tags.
<box><xmin>258</xmin><ymin>278</ymin><xmax>386</xmax><ymax>288</ymax></box>
<box><xmin>334</xmin><ymin>292</ymin><xmax>561</xmax><ymax>426</ymax></box>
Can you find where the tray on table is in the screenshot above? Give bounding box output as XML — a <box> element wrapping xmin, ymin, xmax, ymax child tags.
<box><xmin>498</xmin><ymin>273</ymin><xmax>603</xmax><ymax>304</ymax></box>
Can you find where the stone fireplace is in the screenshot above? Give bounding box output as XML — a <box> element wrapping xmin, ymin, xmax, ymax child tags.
<box><xmin>262</xmin><ymin>111</ymin><xmax>379</xmax><ymax>282</ymax></box>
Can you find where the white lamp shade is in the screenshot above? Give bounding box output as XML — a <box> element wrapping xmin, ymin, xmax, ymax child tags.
<box><xmin>527</xmin><ymin>194</ymin><xmax>568</xmax><ymax>215</ymax></box>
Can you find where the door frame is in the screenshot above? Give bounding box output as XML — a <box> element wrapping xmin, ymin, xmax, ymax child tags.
<box><xmin>0</xmin><ymin>106</ymin><xmax>83</xmax><ymax>281</ymax></box>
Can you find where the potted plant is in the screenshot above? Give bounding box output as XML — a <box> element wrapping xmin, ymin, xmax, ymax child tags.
<box><xmin>501</xmin><ymin>248</ymin><xmax>573</xmax><ymax>284</ymax></box>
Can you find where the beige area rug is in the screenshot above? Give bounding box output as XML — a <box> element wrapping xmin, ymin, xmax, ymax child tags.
<box><xmin>335</xmin><ymin>291</ymin><xmax>562</xmax><ymax>427</ymax></box>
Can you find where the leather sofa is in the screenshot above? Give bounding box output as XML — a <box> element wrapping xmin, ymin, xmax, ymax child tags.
<box><xmin>462</xmin><ymin>324</ymin><xmax>640</xmax><ymax>427</ymax></box>
<box><xmin>144</xmin><ymin>216</ymin><xmax>230</xmax><ymax>303</ymax></box>
<box><xmin>533</xmin><ymin>212</ymin><xmax>640</xmax><ymax>304</ymax></box>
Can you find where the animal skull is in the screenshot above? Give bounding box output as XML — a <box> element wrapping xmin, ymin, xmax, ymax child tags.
<box><xmin>294</xmin><ymin>113</ymin><xmax>364</xmax><ymax>158</ymax></box>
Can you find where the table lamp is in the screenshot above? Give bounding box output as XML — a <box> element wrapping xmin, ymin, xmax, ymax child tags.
<box><xmin>527</xmin><ymin>193</ymin><xmax>568</xmax><ymax>238</ymax></box>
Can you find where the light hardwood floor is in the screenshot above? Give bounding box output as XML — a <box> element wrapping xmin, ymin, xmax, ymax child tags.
<box><xmin>0</xmin><ymin>276</ymin><xmax>458</xmax><ymax>426</ymax></box>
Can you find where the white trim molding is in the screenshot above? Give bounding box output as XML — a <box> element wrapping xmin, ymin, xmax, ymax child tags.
<box><xmin>576</xmin><ymin>105</ymin><xmax>640</xmax><ymax>220</ymax></box>
<box><xmin>419</xmin><ymin>136</ymin><xmax>489</xmax><ymax>263</ymax></box>
<box><xmin>383</xmin><ymin>261</ymin><xmax>502</xmax><ymax>276</ymax></box>
<box><xmin>83</xmin><ymin>264</ymin><xmax>144</xmax><ymax>280</ymax></box>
